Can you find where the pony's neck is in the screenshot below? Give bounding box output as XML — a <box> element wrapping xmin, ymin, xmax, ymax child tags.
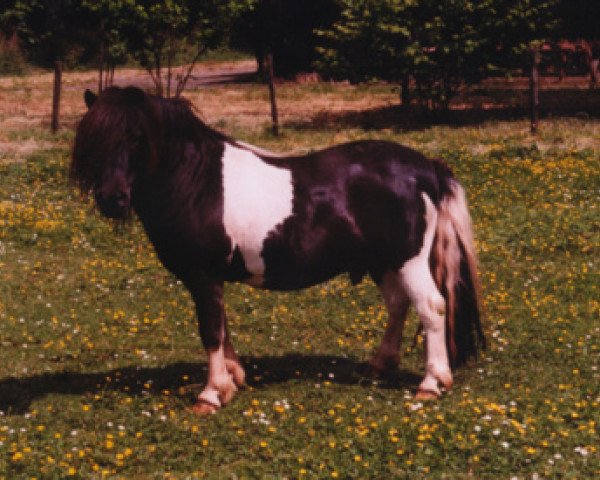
<box><xmin>159</xmin><ymin>97</ymin><xmax>226</xmax><ymax>143</ymax></box>
<box><xmin>136</xmin><ymin>97</ymin><xmax>226</xmax><ymax>202</ymax></box>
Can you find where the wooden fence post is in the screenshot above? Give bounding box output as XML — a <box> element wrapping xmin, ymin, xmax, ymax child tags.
<box><xmin>529</xmin><ymin>46</ymin><xmax>540</xmax><ymax>134</ymax></box>
<box><xmin>51</xmin><ymin>59</ymin><xmax>63</xmax><ymax>133</ymax></box>
<box><xmin>267</xmin><ymin>52</ymin><xmax>279</xmax><ymax>136</ymax></box>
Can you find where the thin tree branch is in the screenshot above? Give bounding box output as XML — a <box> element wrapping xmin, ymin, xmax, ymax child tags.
<box><xmin>175</xmin><ymin>44</ymin><xmax>208</xmax><ymax>97</ymax></box>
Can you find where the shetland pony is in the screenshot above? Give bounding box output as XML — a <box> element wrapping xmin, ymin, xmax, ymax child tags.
<box><xmin>71</xmin><ymin>86</ymin><xmax>484</xmax><ymax>414</ymax></box>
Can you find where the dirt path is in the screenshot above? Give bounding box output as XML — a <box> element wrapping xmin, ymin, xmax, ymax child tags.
<box><xmin>67</xmin><ymin>59</ymin><xmax>258</xmax><ymax>92</ymax></box>
<box><xmin>0</xmin><ymin>59</ymin><xmax>262</xmax><ymax>163</ymax></box>
<box><xmin>1</xmin><ymin>58</ymin><xmax>599</xmax><ymax>164</ymax></box>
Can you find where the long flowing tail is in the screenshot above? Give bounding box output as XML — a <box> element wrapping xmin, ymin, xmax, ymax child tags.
<box><xmin>432</xmin><ymin>167</ymin><xmax>485</xmax><ymax>368</ymax></box>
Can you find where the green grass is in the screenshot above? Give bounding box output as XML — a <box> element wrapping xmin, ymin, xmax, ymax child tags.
<box><xmin>0</xmin><ymin>87</ymin><xmax>599</xmax><ymax>479</ymax></box>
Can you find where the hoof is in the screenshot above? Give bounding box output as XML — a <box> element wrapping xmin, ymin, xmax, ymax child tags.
<box><xmin>226</xmin><ymin>360</ymin><xmax>246</xmax><ymax>387</ymax></box>
<box><xmin>366</xmin><ymin>357</ymin><xmax>399</xmax><ymax>378</ymax></box>
<box><xmin>415</xmin><ymin>388</ymin><xmax>440</xmax><ymax>400</ymax></box>
<box><xmin>219</xmin><ymin>383</ymin><xmax>237</xmax><ymax>406</ymax></box>
<box><xmin>231</xmin><ymin>369</ymin><xmax>245</xmax><ymax>387</ymax></box>
<box><xmin>364</xmin><ymin>363</ymin><xmax>384</xmax><ymax>378</ymax></box>
<box><xmin>441</xmin><ymin>377</ymin><xmax>453</xmax><ymax>391</ymax></box>
<box><xmin>437</xmin><ymin>372</ymin><xmax>453</xmax><ymax>392</ymax></box>
<box><xmin>424</xmin><ymin>366</ymin><xmax>453</xmax><ymax>393</ymax></box>
<box><xmin>190</xmin><ymin>399</ymin><xmax>220</xmax><ymax>415</ymax></box>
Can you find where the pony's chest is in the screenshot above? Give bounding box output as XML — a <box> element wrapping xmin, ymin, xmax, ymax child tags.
<box><xmin>221</xmin><ymin>144</ymin><xmax>294</xmax><ymax>277</ymax></box>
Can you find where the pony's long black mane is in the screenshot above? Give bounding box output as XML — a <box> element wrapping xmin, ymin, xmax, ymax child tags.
<box><xmin>70</xmin><ymin>86</ymin><xmax>232</xmax><ymax>193</ymax></box>
<box><xmin>155</xmin><ymin>94</ymin><xmax>232</xmax><ymax>147</ymax></box>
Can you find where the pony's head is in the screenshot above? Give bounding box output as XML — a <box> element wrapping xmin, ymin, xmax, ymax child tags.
<box><xmin>71</xmin><ymin>86</ymin><xmax>160</xmax><ymax>219</ymax></box>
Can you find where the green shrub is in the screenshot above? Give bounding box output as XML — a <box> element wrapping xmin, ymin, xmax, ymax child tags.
<box><xmin>0</xmin><ymin>34</ymin><xmax>28</xmax><ymax>75</ymax></box>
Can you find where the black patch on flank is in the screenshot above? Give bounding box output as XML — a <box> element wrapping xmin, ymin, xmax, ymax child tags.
<box><xmin>257</xmin><ymin>140</ymin><xmax>435</xmax><ymax>289</ymax></box>
<box><xmin>347</xmin><ymin>174</ymin><xmax>425</xmax><ymax>284</ymax></box>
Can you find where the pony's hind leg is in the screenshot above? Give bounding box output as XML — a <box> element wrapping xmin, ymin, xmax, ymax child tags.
<box><xmin>400</xmin><ymin>194</ymin><xmax>452</xmax><ymax>398</ymax></box>
<box><xmin>368</xmin><ymin>271</ymin><xmax>410</xmax><ymax>375</ymax></box>
<box><xmin>401</xmin><ymin>263</ymin><xmax>452</xmax><ymax>398</ymax></box>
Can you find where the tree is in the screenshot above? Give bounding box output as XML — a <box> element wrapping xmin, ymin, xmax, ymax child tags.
<box><xmin>232</xmin><ymin>0</ymin><xmax>340</xmax><ymax>77</ymax></box>
<box><xmin>488</xmin><ymin>0</ymin><xmax>559</xmax><ymax>132</ymax></box>
<box><xmin>315</xmin><ymin>0</ymin><xmax>563</xmax><ymax>110</ymax></box>
<box><xmin>2</xmin><ymin>0</ymin><xmax>91</xmax><ymax>131</ymax></box>
<box><xmin>317</xmin><ymin>0</ymin><xmax>496</xmax><ymax>108</ymax></box>
<box><xmin>485</xmin><ymin>0</ymin><xmax>558</xmax><ymax>70</ymax></box>
<box><xmin>316</xmin><ymin>0</ymin><xmax>417</xmax><ymax>105</ymax></box>
<box><xmin>115</xmin><ymin>0</ymin><xmax>232</xmax><ymax>97</ymax></box>
<box><xmin>81</xmin><ymin>0</ymin><xmax>134</xmax><ymax>93</ymax></box>
<box><xmin>411</xmin><ymin>0</ymin><xmax>499</xmax><ymax>108</ymax></box>
<box><xmin>556</xmin><ymin>0</ymin><xmax>600</xmax><ymax>85</ymax></box>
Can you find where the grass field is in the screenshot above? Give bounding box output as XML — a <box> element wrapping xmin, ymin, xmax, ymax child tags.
<box><xmin>0</xmin><ymin>64</ymin><xmax>599</xmax><ymax>479</ymax></box>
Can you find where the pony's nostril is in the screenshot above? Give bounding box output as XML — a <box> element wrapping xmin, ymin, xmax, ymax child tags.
<box><xmin>93</xmin><ymin>190</ymin><xmax>130</xmax><ymax>218</ymax></box>
<box><xmin>116</xmin><ymin>191</ymin><xmax>130</xmax><ymax>206</ymax></box>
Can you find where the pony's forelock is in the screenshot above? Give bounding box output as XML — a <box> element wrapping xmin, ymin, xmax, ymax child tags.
<box><xmin>70</xmin><ymin>87</ymin><xmax>161</xmax><ymax>193</ymax></box>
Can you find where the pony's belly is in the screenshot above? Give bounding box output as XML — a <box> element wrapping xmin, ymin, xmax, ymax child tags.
<box><xmin>226</xmin><ymin>247</ymin><xmax>342</xmax><ymax>291</ymax></box>
<box><xmin>241</xmin><ymin>274</ymin><xmax>265</xmax><ymax>288</ymax></box>
<box><xmin>261</xmin><ymin>260</ymin><xmax>354</xmax><ymax>291</ymax></box>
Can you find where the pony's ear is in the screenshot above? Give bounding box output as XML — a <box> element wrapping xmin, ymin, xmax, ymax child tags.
<box><xmin>84</xmin><ymin>89</ymin><xmax>98</xmax><ymax>109</ymax></box>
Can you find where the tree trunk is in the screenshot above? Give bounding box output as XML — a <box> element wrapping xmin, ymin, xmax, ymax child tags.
<box><xmin>166</xmin><ymin>38</ymin><xmax>172</xmax><ymax>98</ymax></box>
<box><xmin>592</xmin><ymin>40</ymin><xmax>600</xmax><ymax>87</ymax></box>
<box><xmin>98</xmin><ymin>19</ymin><xmax>105</xmax><ymax>93</ymax></box>
<box><xmin>529</xmin><ymin>47</ymin><xmax>540</xmax><ymax>135</ymax></box>
<box><xmin>559</xmin><ymin>50</ymin><xmax>566</xmax><ymax>82</ymax></box>
<box><xmin>153</xmin><ymin>51</ymin><xmax>163</xmax><ymax>97</ymax></box>
<box><xmin>51</xmin><ymin>59</ymin><xmax>63</xmax><ymax>133</ymax></box>
<box><xmin>267</xmin><ymin>53</ymin><xmax>279</xmax><ymax>136</ymax></box>
<box><xmin>255</xmin><ymin>44</ymin><xmax>266</xmax><ymax>77</ymax></box>
<box><xmin>590</xmin><ymin>58</ymin><xmax>599</xmax><ymax>87</ymax></box>
<box><xmin>98</xmin><ymin>55</ymin><xmax>104</xmax><ymax>93</ymax></box>
<box><xmin>401</xmin><ymin>74</ymin><xmax>410</xmax><ymax>106</ymax></box>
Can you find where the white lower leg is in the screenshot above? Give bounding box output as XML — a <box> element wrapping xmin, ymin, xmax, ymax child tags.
<box><xmin>400</xmin><ymin>269</ymin><xmax>452</xmax><ymax>396</ymax></box>
<box><xmin>224</xmin><ymin>338</ymin><xmax>245</xmax><ymax>386</ymax></box>
<box><xmin>399</xmin><ymin>194</ymin><xmax>453</xmax><ymax>397</ymax></box>
<box><xmin>417</xmin><ymin>294</ymin><xmax>452</xmax><ymax>396</ymax></box>
<box><xmin>198</xmin><ymin>345</ymin><xmax>238</xmax><ymax>408</ymax></box>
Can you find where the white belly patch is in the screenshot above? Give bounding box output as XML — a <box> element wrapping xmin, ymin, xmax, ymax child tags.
<box><xmin>221</xmin><ymin>143</ymin><xmax>294</xmax><ymax>277</ymax></box>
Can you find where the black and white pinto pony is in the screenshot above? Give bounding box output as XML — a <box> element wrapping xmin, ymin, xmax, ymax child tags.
<box><xmin>71</xmin><ymin>86</ymin><xmax>484</xmax><ymax>414</ymax></box>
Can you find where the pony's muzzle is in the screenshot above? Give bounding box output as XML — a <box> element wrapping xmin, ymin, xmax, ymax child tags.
<box><xmin>94</xmin><ymin>190</ymin><xmax>131</xmax><ymax>219</ymax></box>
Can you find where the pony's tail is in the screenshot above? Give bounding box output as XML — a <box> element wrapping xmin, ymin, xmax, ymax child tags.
<box><xmin>432</xmin><ymin>169</ymin><xmax>485</xmax><ymax>369</ymax></box>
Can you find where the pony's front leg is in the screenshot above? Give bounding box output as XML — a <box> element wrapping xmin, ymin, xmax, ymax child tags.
<box><xmin>190</xmin><ymin>280</ymin><xmax>244</xmax><ymax>414</ymax></box>
<box><xmin>224</xmin><ymin>327</ymin><xmax>245</xmax><ymax>387</ymax></box>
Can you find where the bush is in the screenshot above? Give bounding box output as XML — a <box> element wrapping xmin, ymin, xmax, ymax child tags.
<box><xmin>0</xmin><ymin>33</ymin><xmax>27</xmax><ymax>75</ymax></box>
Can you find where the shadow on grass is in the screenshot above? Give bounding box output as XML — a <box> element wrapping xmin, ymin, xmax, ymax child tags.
<box><xmin>286</xmin><ymin>87</ymin><xmax>600</xmax><ymax>132</ymax></box>
<box><xmin>0</xmin><ymin>355</ymin><xmax>422</xmax><ymax>415</ymax></box>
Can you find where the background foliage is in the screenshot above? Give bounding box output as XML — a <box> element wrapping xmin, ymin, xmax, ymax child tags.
<box><xmin>1</xmin><ymin>0</ymin><xmax>599</xmax><ymax>109</ymax></box>
<box><xmin>316</xmin><ymin>0</ymin><xmax>562</xmax><ymax>106</ymax></box>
